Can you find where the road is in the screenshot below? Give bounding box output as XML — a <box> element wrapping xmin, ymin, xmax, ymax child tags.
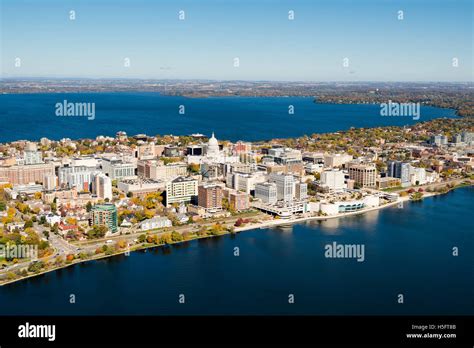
<box><xmin>71</xmin><ymin>211</ymin><xmax>266</xmax><ymax>249</ymax></box>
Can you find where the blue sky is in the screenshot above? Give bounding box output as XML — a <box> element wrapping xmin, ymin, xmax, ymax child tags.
<box><xmin>1</xmin><ymin>0</ymin><xmax>472</xmax><ymax>81</ymax></box>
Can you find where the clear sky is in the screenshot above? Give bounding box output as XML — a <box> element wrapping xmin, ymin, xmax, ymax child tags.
<box><xmin>1</xmin><ymin>0</ymin><xmax>472</xmax><ymax>81</ymax></box>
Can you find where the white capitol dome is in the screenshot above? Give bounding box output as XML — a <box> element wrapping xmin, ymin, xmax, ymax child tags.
<box><xmin>207</xmin><ymin>132</ymin><xmax>220</xmax><ymax>157</ymax></box>
<box><xmin>208</xmin><ymin>132</ymin><xmax>218</xmax><ymax>146</ymax></box>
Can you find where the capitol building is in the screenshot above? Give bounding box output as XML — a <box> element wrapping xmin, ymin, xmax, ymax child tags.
<box><xmin>187</xmin><ymin>132</ymin><xmax>239</xmax><ymax>178</ymax></box>
<box><xmin>206</xmin><ymin>132</ymin><xmax>221</xmax><ymax>160</ymax></box>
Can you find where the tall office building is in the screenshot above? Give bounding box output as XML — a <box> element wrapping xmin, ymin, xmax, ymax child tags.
<box><xmin>295</xmin><ymin>181</ymin><xmax>308</xmax><ymax>200</ymax></box>
<box><xmin>255</xmin><ymin>182</ymin><xmax>277</xmax><ymax>204</ymax></box>
<box><xmin>94</xmin><ymin>173</ymin><xmax>113</xmax><ymax>201</ymax></box>
<box><xmin>226</xmin><ymin>171</ymin><xmax>266</xmax><ymax>194</ymax></box>
<box><xmin>430</xmin><ymin>135</ymin><xmax>448</xmax><ymax>146</ymax></box>
<box><xmin>348</xmin><ymin>164</ymin><xmax>376</xmax><ymax>188</ymax></box>
<box><xmin>269</xmin><ymin>173</ymin><xmax>295</xmax><ymax>202</ymax></box>
<box><xmin>24</xmin><ymin>142</ymin><xmax>43</xmax><ymax>165</ymax></box>
<box><xmin>387</xmin><ymin>161</ymin><xmax>411</xmax><ymax>187</ymax></box>
<box><xmin>43</xmin><ymin>174</ymin><xmax>57</xmax><ymax>191</ymax></box>
<box><xmin>461</xmin><ymin>131</ymin><xmax>474</xmax><ymax>144</ymax></box>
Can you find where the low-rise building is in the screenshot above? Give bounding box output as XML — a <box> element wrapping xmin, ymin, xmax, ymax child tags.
<box><xmin>101</xmin><ymin>157</ymin><xmax>136</xmax><ymax>180</ymax></box>
<box><xmin>376</xmin><ymin>177</ymin><xmax>401</xmax><ymax>190</ymax></box>
<box><xmin>140</xmin><ymin>216</ymin><xmax>172</xmax><ymax>231</ymax></box>
<box><xmin>324</xmin><ymin>153</ymin><xmax>353</xmax><ymax>168</ymax></box>
<box><xmin>45</xmin><ymin>213</ymin><xmax>61</xmax><ymax>226</ymax></box>
<box><xmin>320</xmin><ymin>195</ymin><xmax>380</xmax><ymax>216</ymax></box>
<box><xmin>118</xmin><ymin>178</ymin><xmax>164</xmax><ymax>198</ymax></box>
<box><xmin>137</xmin><ymin>160</ymin><xmax>187</xmax><ymax>181</ymax></box>
<box><xmin>229</xmin><ymin>191</ymin><xmax>250</xmax><ymax>211</ymax></box>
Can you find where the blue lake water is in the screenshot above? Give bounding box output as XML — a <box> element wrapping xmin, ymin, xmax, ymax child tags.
<box><xmin>1</xmin><ymin>187</ymin><xmax>472</xmax><ymax>315</ymax></box>
<box><xmin>0</xmin><ymin>93</ymin><xmax>457</xmax><ymax>143</ymax></box>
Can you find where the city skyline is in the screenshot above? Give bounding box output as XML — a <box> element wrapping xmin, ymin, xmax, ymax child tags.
<box><xmin>0</xmin><ymin>1</ymin><xmax>472</xmax><ymax>345</ymax></box>
<box><xmin>1</xmin><ymin>0</ymin><xmax>472</xmax><ymax>82</ymax></box>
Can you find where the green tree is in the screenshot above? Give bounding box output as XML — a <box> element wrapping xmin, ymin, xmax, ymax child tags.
<box><xmin>171</xmin><ymin>231</ymin><xmax>183</xmax><ymax>242</ymax></box>
<box><xmin>87</xmin><ymin>225</ymin><xmax>108</xmax><ymax>239</ymax></box>
<box><xmin>51</xmin><ymin>222</ymin><xmax>59</xmax><ymax>234</ymax></box>
<box><xmin>39</xmin><ymin>215</ymin><xmax>47</xmax><ymax>225</ymax></box>
<box><xmin>27</xmin><ymin>261</ymin><xmax>45</xmax><ymax>273</ymax></box>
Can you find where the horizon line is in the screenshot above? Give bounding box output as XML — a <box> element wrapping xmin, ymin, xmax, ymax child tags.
<box><xmin>1</xmin><ymin>77</ymin><xmax>473</xmax><ymax>84</ymax></box>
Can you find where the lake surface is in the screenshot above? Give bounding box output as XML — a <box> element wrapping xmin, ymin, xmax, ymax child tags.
<box><xmin>1</xmin><ymin>186</ymin><xmax>472</xmax><ymax>315</ymax></box>
<box><xmin>0</xmin><ymin>93</ymin><xmax>457</xmax><ymax>143</ymax></box>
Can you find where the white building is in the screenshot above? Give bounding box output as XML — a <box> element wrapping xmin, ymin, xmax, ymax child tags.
<box><xmin>295</xmin><ymin>181</ymin><xmax>308</xmax><ymax>200</ymax></box>
<box><xmin>45</xmin><ymin>213</ymin><xmax>61</xmax><ymax>225</ymax></box>
<box><xmin>8</xmin><ymin>183</ymin><xmax>43</xmax><ymax>199</ymax></box>
<box><xmin>58</xmin><ymin>165</ymin><xmax>100</xmax><ymax>191</ymax></box>
<box><xmin>94</xmin><ymin>173</ymin><xmax>113</xmax><ymax>201</ymax></box>
<box><xmin>165</xmin><ymin>176</ymin><xmax>198</xmax><ymax>206</ymax></box>
<box><xmin>187</xmin><ymin>132</ymin><xmax>239</xmax><ymax>168</ymax></box>
<box><xmin>268</xmin><ymin>173</ymin><xmax>295</xmax><ymax>202</ymax></box>
<box><xmin>206</xmin><ymin>132</ymin><xmax>220</xmax><ymax>159</ymax></box>
<box><xmin>226</xmin><ymin>171</ymin><xmax>267</xmax><ymax>194</ymax></box>
<box><xmin>319</xmin><ymin>195</ymin><xmax>380</xmax><ymax>216</ymax></box>
<box><xmin>140</xmin><ymin>216</ymin><xmax>172</xmax><ymax>231</ymax></box>
<box><xmin>43</xmin><ymin>174</ymin><xmax>57</xmax><ymax>191</ymax></box>
<box><xmin>425</xmin><ymin>170</ymin><xmax>440</xmax><ymax>183</ymax></box>
<box><xmin>101</xmin><ymin>157</ymin><xmax>136</xmax><ymax>180</ymax></box>
<box><xmin>254</xmin><ymin>182</ymin><xmax>277</xmax><ymax>204</ymax></box>
<box><xmin>410</xmin><ymin>167</ymin><xmax>427</xmax><ymax>186</ymax></box>
<box><xmin>305</xmin><ymin>163</ymin><xmax>324</xmax><ymax>174</ymax></box>
<box><xmin>23</xmin><ymin>142</ymin><xmax>43</xmax><ymax>165</ymax></box>
<box><xmin>324</xmin><ymin>153</ymin><xmax>353</xmax><ymax>168</ymax></box>
<box><xmin>71</xmin><ymin>157</ymin><xmax>99</xmax><ymax>168</ymax></box>
<box><xmin>320</xmin><ymin>170</ymin><xmax>346</xmax><ymax>191</ymax></box>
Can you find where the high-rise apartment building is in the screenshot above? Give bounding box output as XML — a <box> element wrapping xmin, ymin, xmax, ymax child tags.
<box><xmin>165</xmin><ymin>176</ymin><xmax>198</xmax><ymax>206</ymax></box>
<box><xmin>198</xmin><ymin>184</ymin><xmax>223</xmax><ymax>211</ymax></box>
<box><xmin>90</xmin><ymin>203</ymin><xmax>118</xmax><ymax>233</ymax></box>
